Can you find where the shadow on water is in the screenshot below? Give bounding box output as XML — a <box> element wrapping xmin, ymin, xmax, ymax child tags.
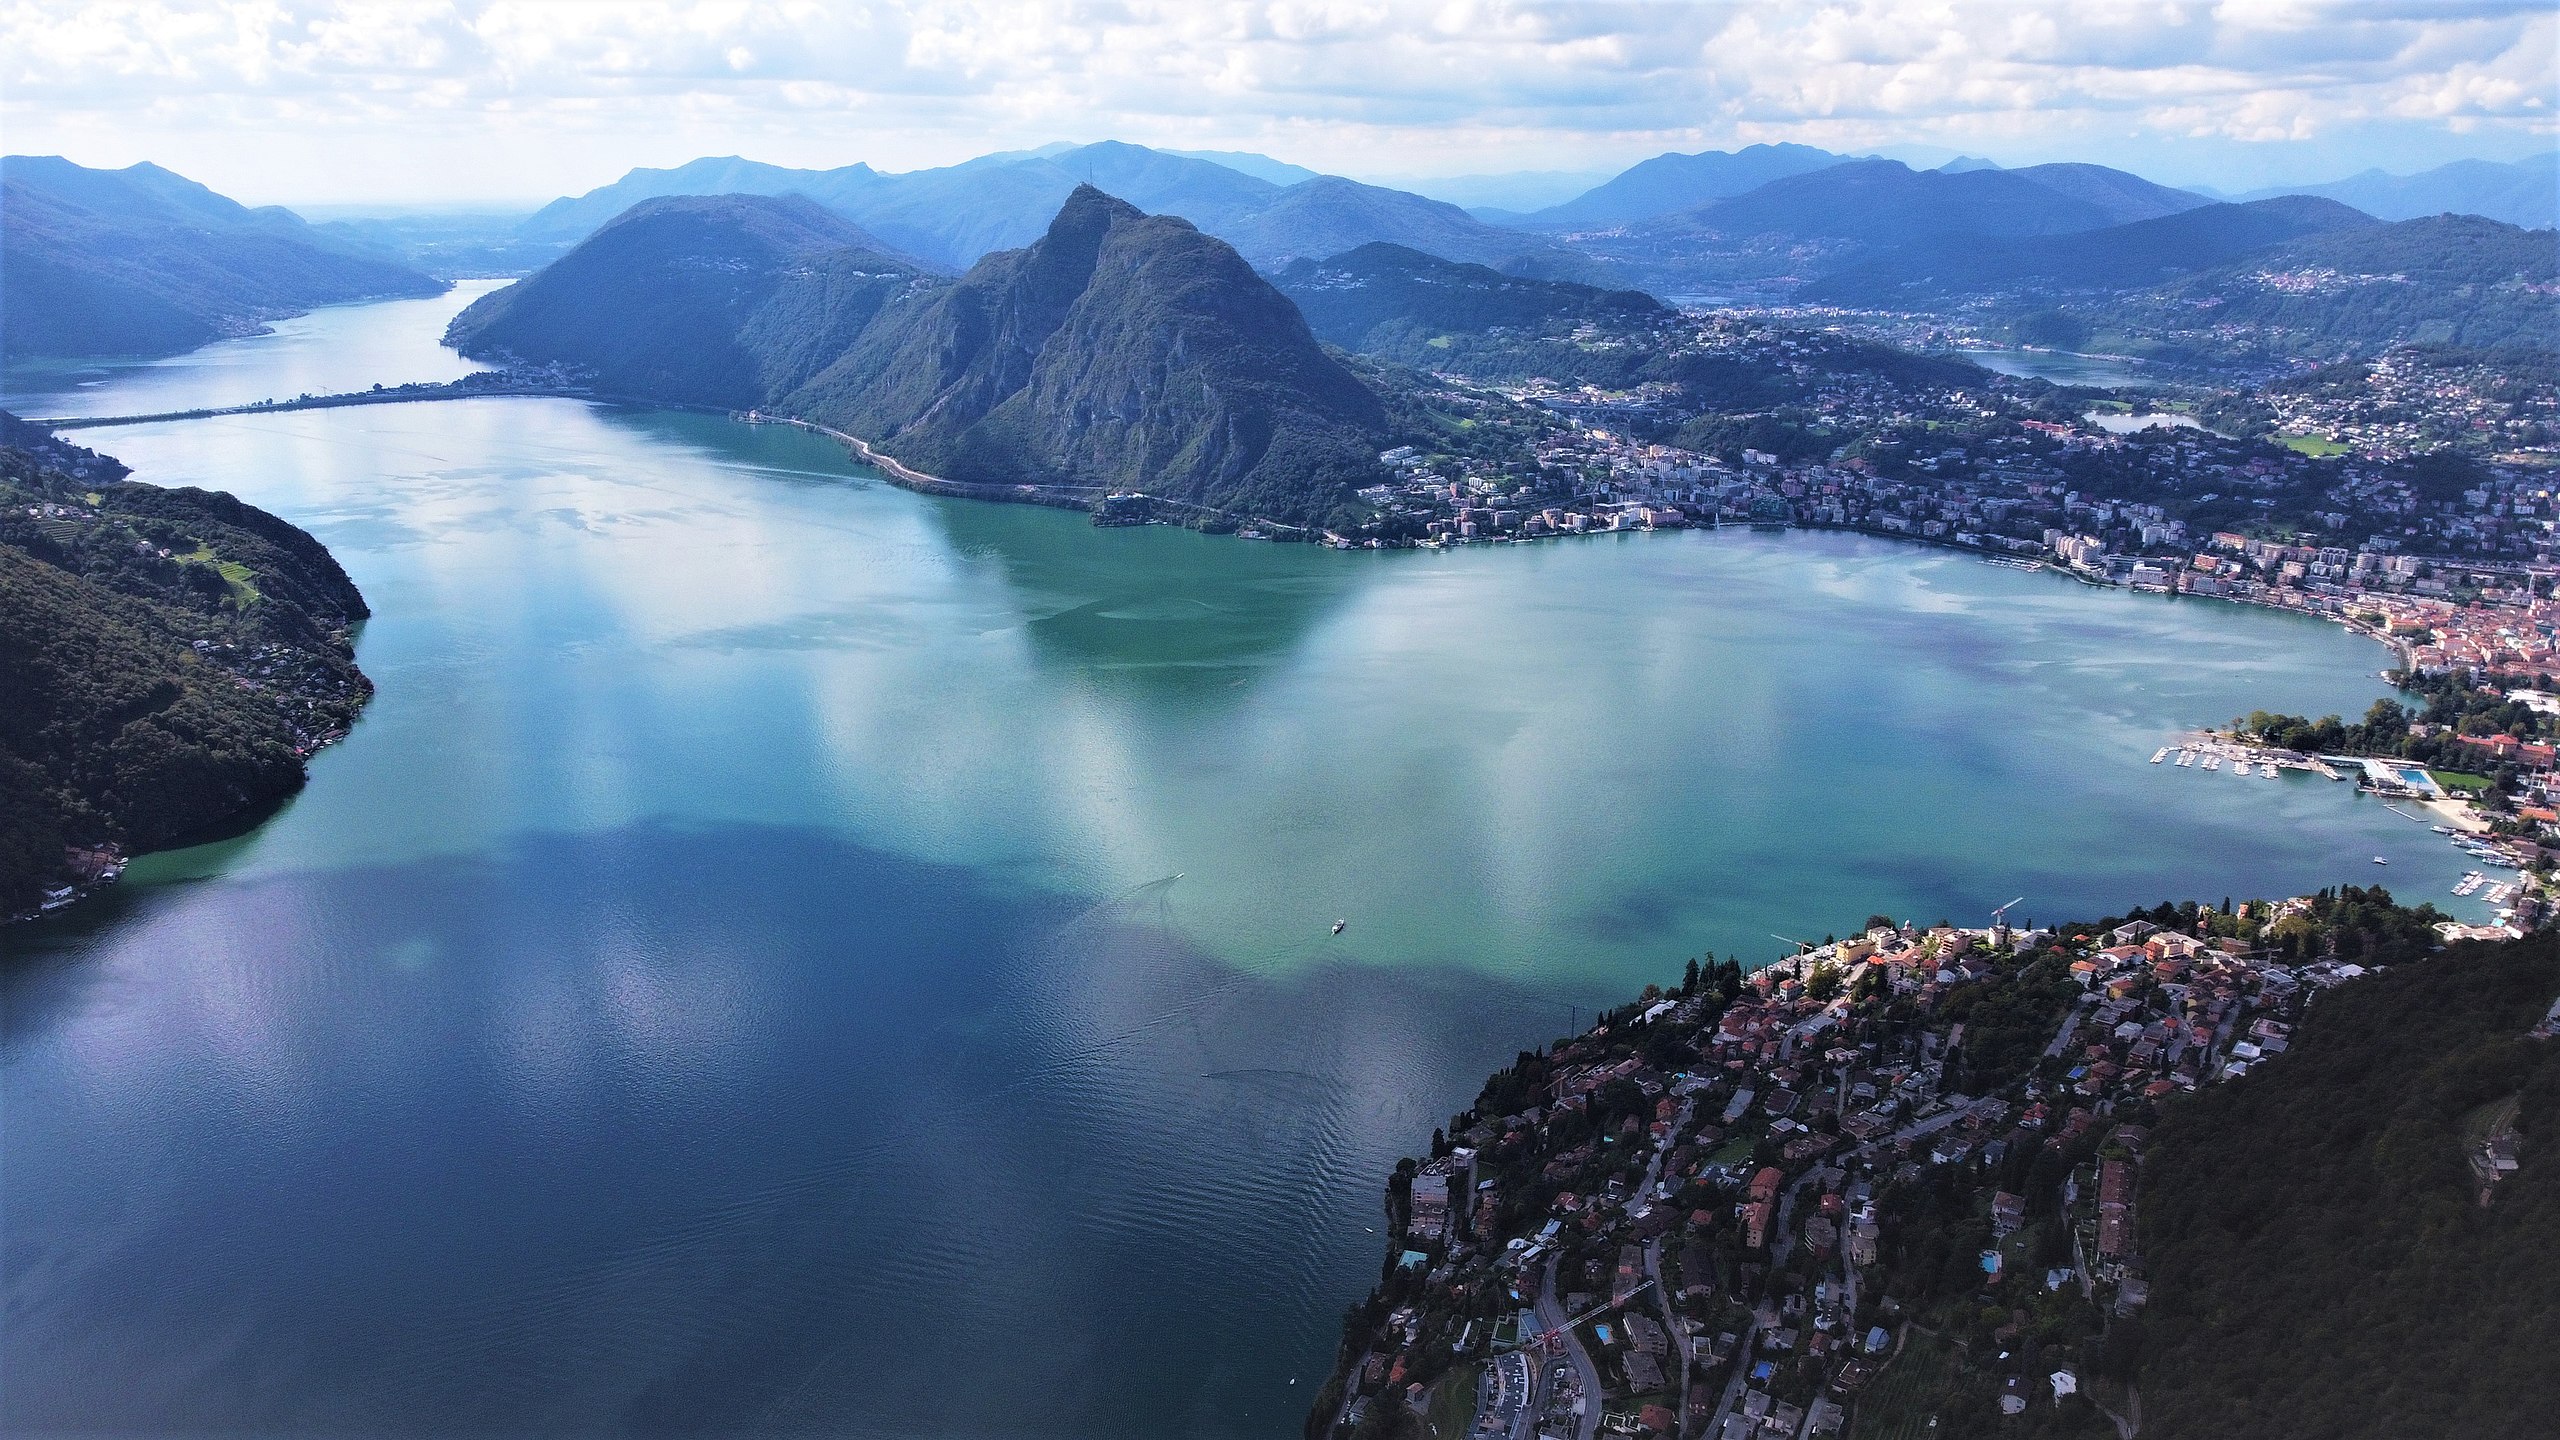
<box><xmin>925</xmin><ymin>499</ymin><xmax>1374</xmax><ymax>694</ymax></box>
<box><xmin>1</xmin><ymin>820</ymin><xmax>1587</xmax><ymax>1440</ymax></box>
<box><xmin>589</xmin><ymin>404</ymin><xmax>1375</xmax><ymax>701</ymax></box>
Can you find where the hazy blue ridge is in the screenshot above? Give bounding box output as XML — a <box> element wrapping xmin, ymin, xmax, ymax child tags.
<box><xmin>1</xmin><ymin>155</ymin><xmax>447</xmax><ymax>361</ymax></box>
<box><xmin>2238</xmin><ymin>155</ymin><xmax>2559</xmax><ymax>230</ymax></box>
<box><xmin>1798</xmin><ymin>195</ymin><xmax>2377</xmax><ymax>306</ymax></box>
<box><xmin>1523</xmin><ymin>143</ymin><xmax>1850</xmax><ymax>226</ymax></box>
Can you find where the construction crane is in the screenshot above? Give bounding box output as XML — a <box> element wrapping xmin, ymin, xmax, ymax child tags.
<box><xmin>1501</xmin><ymin>1279</ymin><xmax>1655</xmax><ymax>1354</ymax></box>
<box><xmin>1989</xmin><ymin>896</ymin><xmax>2026</xmax><ymax>932</ymax></box>
<box><xmin>1771</xmin><ymin>933</ymin><xmax>1818</xmax><ymax>980</ymax></box>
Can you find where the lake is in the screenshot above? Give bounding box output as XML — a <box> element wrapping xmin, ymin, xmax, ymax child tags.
<box><xmin>1</xmin><ymin>279</ymin><xmax>501</xmax><ymax>420</ymax></box>
<box><xmin>0</xmin><ymin>292</ymin><xmax>2477</xmax><ymax>1437</ymax></box>
<box><xmin>1963</xmin><ymin>348</ymin><xmax>2159</xmax><ymax>390</ymax></box>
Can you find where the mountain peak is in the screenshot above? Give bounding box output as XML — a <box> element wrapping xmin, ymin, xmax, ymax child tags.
<box><xmin>779</xmin><ymin>189</ymin><xmax>1386</xmax><ymax>525</ymax></box>
<box><xmin>1055</xmin><ymin>182</ymin><xmax>1147</xmax><ymax>225</ymax></box>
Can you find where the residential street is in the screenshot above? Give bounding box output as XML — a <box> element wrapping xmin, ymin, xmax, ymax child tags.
<box><xmin>1639</xmin><ymin>1097</ymin><xmax>1697</xmax><ymax>1432</ymax></box>
<box><xmin>1536</xmin><ymin>1254</ymin><xmax>1604</xmax><ymax>1440</ymax></box>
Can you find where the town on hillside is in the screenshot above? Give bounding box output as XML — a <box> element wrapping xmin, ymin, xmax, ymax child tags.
<box><xmin>1310</xmin><ymin>889</ymin><xmax>2450</xmax><ymax>1440</ymax></box>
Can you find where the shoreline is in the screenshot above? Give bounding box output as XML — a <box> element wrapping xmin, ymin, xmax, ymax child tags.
<box><xmin>8</xmin><ymin>389</ymin><xmax>2489</xmax><ymax>686</ymax></box>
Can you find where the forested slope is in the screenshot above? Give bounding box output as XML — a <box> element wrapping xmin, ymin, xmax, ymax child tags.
<box><xmin>2137</xmin><ymin>932</ymin><xmax>2560</xmax><ymax>1438</ymax></box>
<box><xmin>0</xmin><ymin>416</ymin><xmax>372</xmax><ymax>914</ymax></box>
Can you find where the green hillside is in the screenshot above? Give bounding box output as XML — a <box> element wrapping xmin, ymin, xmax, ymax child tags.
<box><xmin>2068</xmin><ymin>213</ymin><xmax>2560</xmax><ymax>364</ymax></box>
<box><xmin>0</xmin><ymin>416</ymin><xmax>372</xmax><ymax>914</ymax></box>
<box><xmin>1271</xmin><ymin>242</ymin><xmax>1663</xmax><ymax>376</ymax></box>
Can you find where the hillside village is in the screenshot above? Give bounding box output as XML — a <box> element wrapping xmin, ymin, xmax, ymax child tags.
<box><xmin>1310</xmin><ymin>890</ymin><xmax>2458</xmax><ymax>1440</ymax></box>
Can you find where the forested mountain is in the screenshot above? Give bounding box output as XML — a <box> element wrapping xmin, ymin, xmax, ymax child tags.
<box><xmin>1273</xmin><ymin>242</ymin><xmax>1661</xmax><ymax>348</ymax></box>
<box><xmin>446</xmin><ymin>195</ymin><xmax>930</xmax><ymax>406</ymax></box>
<box><xmin>2240</xmin><ymin>155</ymin><xmax>2558</xmax><ymax>230</ymax></box>
<box><xmin>459</xmin><ymin>188</ymin><xmax>1389</xmax><ymax>527</ymax></box>
<box><xmin>1801</xmin><ymin>196</ymin><xmax>2375</xmax><ymax>306</ymax></box>
<box><xmin>1525</xmin><ymin>144</ymin><xmax>1848</xmax><ymax>226</ymax></box>
<box><xmin>1</xmin><ymin>156</ymin><xmax>445</xmax><ymax>360</ymax></box>
<box><xmin>2094</xmin><ymin>213</ymin><xmax>2560</xmax><ymax>359</ymax></box>
<box><xmin>0</xmin><ymin>415</ymin><xmax>371</xmax><ymax>915</ymax></box>
<box><xmin>786</xmin><ymin>187</ymin><xmax>1387</xmax><ymax>525</ymax></box>
<box><xmin>2138</xmin><ymin>930</ymin><xmax>2560</xmax><ymax>1437</ymax></box>
<box><xmin>1269</xmin><ymin>243</ymin><xmax>1663</xmax><ymax>378</ymax></box>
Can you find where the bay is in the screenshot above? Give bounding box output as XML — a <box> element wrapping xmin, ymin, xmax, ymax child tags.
<box><xmin>0</xmin><ymin>291</ymin><xmax>2475</xmax><ymax>1437</ymax></box>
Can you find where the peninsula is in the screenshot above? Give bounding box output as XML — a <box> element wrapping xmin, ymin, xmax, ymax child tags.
<box><xmin>0</xmin><ymin>414</ymin><xmax>374</xmax><ymax>917</ymax></box>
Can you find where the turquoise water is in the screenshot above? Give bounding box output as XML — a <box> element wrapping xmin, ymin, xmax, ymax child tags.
<box><xmin>0</xmin><ymin>294</ymin><xmax>2474</xmax><ymax>1437</ymax></box>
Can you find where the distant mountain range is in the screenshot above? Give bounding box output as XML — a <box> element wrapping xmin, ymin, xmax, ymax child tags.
<box><xmin>2238</xmin><ymin>155</ymin><xmax>2556</xmax><ymax>231</ymax></box>
<box><xmin>505</xmin><ymin>142</ymin><xmax>2553</xmax><ymax>342</ymax></box>
<box><xmin>457</xmin><ymin>187</ymin><xmax>1389</xmax><ymax>527</ymax></box>
<box><xmin>2</xmin><ymin>156</ymin><xmax>446</xmax><ymax>360</ymax></box>
<box><xmin>519</xmin><ymin>141</ymin><xmax>1579</xmax><ymax>280</ymax></box>
<box><xmin>1523</xmin><ymin>143</ymin><xmax>1850</xmax><ymax>226</ymax></box>
<box><xmin>1645</xmin><ymin>158</ymin><xmax>2214</xmax><ymax>245</ymax></box>
<box><xmin>1381</xmin><ymin>168</ymin><xmax>1615</xmax><ymax>217</ymax></box>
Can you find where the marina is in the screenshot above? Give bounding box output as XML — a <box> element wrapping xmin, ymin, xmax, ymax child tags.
<box><xmin>2148</xmin><ymin>734</ymin><xmax>2540</xmax><ymax>911</ymax></box>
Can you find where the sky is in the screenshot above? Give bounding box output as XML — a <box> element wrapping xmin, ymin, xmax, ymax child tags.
<box><xmin>3</xmin><ymin>0</ymin><xmax>2554</xmax><ymax>208</ymax></box>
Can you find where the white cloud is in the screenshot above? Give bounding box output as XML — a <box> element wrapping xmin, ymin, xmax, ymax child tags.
<box><xmin>0</xmin><ymin>0</ymin><xmax>2549</xmax><ymax>203</ymax></box>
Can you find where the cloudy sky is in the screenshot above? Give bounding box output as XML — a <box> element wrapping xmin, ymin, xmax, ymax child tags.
<box><xmin>4</xmin><ymin>0</ymin><xmax>2553</xmax><ymax>207</ymax></box>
